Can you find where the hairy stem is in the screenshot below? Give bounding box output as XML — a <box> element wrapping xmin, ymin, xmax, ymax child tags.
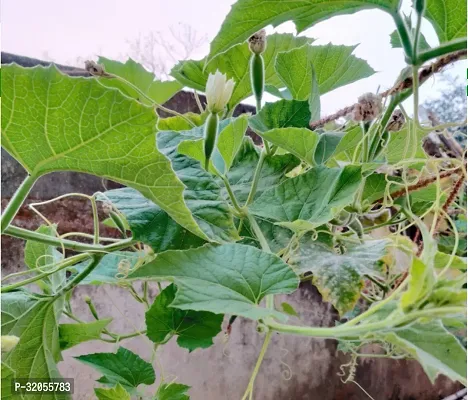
<box><xmin>417</xmin><ymin>38</ymin><xmax>467</xmax><ymax>64</ymax></box>
<box><xmin>1</xmin><ymin>174</ymin><xmax>37</xmax><ymax>233</ymax></box>
<box><xmin>245</xmin><ymin>150</ymin><xmax>267</xmax><ymax>206</ymax></box>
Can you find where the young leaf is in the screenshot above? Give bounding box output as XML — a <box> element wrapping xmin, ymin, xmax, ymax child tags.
<box><xmin>145</xmin><ymin>284</ymin><xmax>223</xmax><ymax>351</ymax></box>
<box><xmin>95</xmin><ymin>383</ymin><xmax>131</xmax><ymax>400</ymax></box>
<box><xmin>129</xmin><ymin>244</ymin><xmax>299</xmax><ymax>321</ymax></box>
<box><xmin>390</xmin><ymin>30</ymin><xmax>430</xmax><ymax>51</ymax></box>
<box><xmin>250</xmin><ymin>165</ymin><xmax>362</xmax><ymax>226</ymax></box>
<box><xmin>249</xmin><ymin>99</ymin><xmax>311</xmax><ymax>133</ymax></box>
<box><xmin>1</xmin><ymin>64</ymin><xmax>207</xmax><ymax>241</ymax></box>
<box><xmin>400</xmin><ymin>258</ymin><xmax>436</xmax><ymax>312</ymax></box>
<box><xmin>377</xmin><ymin>320</ymin><xmax>467</xmax><ymax>384</ymax></box>
<box><xmin>259</xmin><ymin>128</ymin><xmax>320</xmax><ymax>166</ymax></box>
<box><xmin>97</xmin><ymin>57</ymin><xmax>182</xmax><ymax>105</ymax></box>
<box><xmin>222</xmin><ymin>137</ymin><xmax>300</xmax><ymax>203</ymax></box>
<box><xmin>434</xmin><ymin>251</ymin><xmax>467</xmax><ymax>270</ymax></box>
<box><xmin>207</xmin><ymin>0</ymin><xmax>399</xmax><ymax>62</ymax></box>
<box><xmin>59</xmin><ymin>319</ymin><xmax>112</xmax><ymax>350</ymax></box>
<box><xmin>1</xmin><ymin>292</ymin><xmax>66</xmax><ymax>397</ymax></box>
<box><xmin>280</xmin><ymin>302</ymin><xmax>299</xmax><ymax>317</ymax></box>
<box><xmin>75</xmin><ymin>347</ymin><xmax>156</xmax><ymax>390</ymax></box>
<box><xmin>290</xmin><ymin>239</ymin><xmax>388</xmax><ymax>315</ymax></box>
<box><xmin>155</xmin><ymin>382</ymin><xmax>191</xmax><ymax>400</ymax></box>
<box><xmin>171</xmin><ymin>34</ymin><xmax>311</xmax><ymax>109</ymax></box>
<box><xmin>425</xmin><ymin>0</ymin><xmax>467</xmax><ymax>43</ymax></box>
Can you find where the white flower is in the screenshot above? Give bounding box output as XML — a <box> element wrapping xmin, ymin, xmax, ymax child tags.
<box><xmin>205</xmin><ymin>70</ymin><xmax>235</xmax><ymax>113</ymax></box>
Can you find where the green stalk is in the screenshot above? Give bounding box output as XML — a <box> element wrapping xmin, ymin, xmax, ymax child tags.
<box><xmin>4</xmin><ymin>225</ymin><xmax>135</xmax><ymax>252</ymax></box>
<box><xmin>218</xmin><ymin>174</ymin><xmax>244</xmax><ymax>214</ymax></box>
<box><xmin>1</xmin><ymin>174</ymin><xmax>37</xmax><ymax>233</ymax></box>
<box><xmin>417</xmin><ymin>38</ymin><xmax>467</xmax><ymax>64</ymax></box>
<box><xmin>1</xmin><ymin>253</ymin><xmax>91</xmax><ymax>293</ymax></box>
<box><xmin>241</xmin><ymin>330</ymin><xmax>272</xmax><ymax>400</ymax></box>
<box><xmin>245</xmin><ymin>150</ymin><xmax>267</xmax><ymax>206</ymax></box>
<box><xmin>266</xmin><ymin>306</ymin><xmax>465</xmax><ymax>338</ymax></box>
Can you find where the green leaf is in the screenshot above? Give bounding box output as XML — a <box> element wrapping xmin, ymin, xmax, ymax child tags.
<box><xmin>309</xmin><ymin>64</ymin><xmax>321</xmax><ymax>122</ymax></box>
<box><xmin>95</xmin><ymin>383</ymin><xmax>131</xmax><ymax>400</ymax></box>
<box><xmin>145</xmin><ymin>284</ymin><xmax>223</xmax><ymax>351</ymax></box>
<box><xmin>71</xmin><ymin>252</ymin><xmax>145</xmax><ymax>285</ymax></box>
<box><xmin>250</xmin><ymin>165</ymin><xmax>362</xmax><ymax>226</ymax></box>
<box><xmin>259</xmin><ymin>128</ymin><xmax>320</xmax><ymax>165</ymax></box>
<box><xmin>1</xmin><ymin>64</ymin><xmax>206</xmax><ymax>241</ymax></box>
<box><xmin>314</xmin><ymin>132</ymin><xmax>344</xmax><ymax>164</ymax></box>
<box><xmin>155</xmin><ymin>382</ymin><xmax>190</xmax><ymax>400</ymax></box>
<box><xmin>385</xmin><ymin>123</ymin><xmax>427</xmax><ymax>163</ymax></box>
<box><xmin>158</xmin><ymin>113</ymin><xmax>205</xmax><ymax>131</ymax></box>
<box><xmin>1</xmin><ymin>363</ymin><xmax>17</xmax><ymax>400</ymax></box>
<box><xmin>222</xmin><ymin>137</ymin><xmax>300</xmax><ymax>203</ymax></box>
<box><xmin>59</xmin><ymin>319</ymin><xmax>112</xmax><ymax>350</ymax></box>
<box><xmin>171</xmin><ymin>34</ymin><xmax>311</xmax><ymax>109</ymax></box>
<box><xmin>207</xmin><ymin>0</ymin><xmax>399</xmax><ymax>62</ymax></box>
<box><xmin>97</xmin><ymin>57</ymin><xmax>182</xmax><ymax>105</ymax></box>
<box><xmin>280</xmin><ymin>302</ymin><xmax>299</xmax><ymax>317</ymax></box>
<box><xmin>434</xmin><ymin>251</ymin><xmax>467</xmax><ymax>270</ymax></box>
<box><xmin>1</xmin><ymin>292</ymin><xmax>67</xmax><ymax>399</ymax></box>
<box><xmin>390</xmin><ymin>30</ymin><xmax>430</xmax><ymax>51</ymax></box>
<box><xmin>129</xmin><ymin>244</ymin><xmax>299</xmax><ymax>321</ymax></box>
<box><xmin>249</xmin><ymin>99</ymin><xmax>311</xmax><ymax>133</ymax></box>
<box><xmin>290</xmin><ymin>239</ymin><xmax>388</xmax><ymax>315</ymax></box>
<box><xmin>400</xmin><ymin>258</ymin><xmax>436</xmax><ymax>312</ymax></box>
<box><xmin>75</xmin><ymin>347</ymin><xmax>155</xmax><ymax>390</ymax></box>
<box><xmin>24</xmin><ymin>224</ymin><xmax>65</xmax><ymax>292</ymax></box>
<box><xmin>425</xmin><ymin>0</ymin><xmax>467</xmax><ymax>43</ymax></box>
<box><xmin>378</xmin><ymin>320</ymin><xmax>467</xmax><ymax>384</ymax></box>
<box><xmin>214</xmin><ymin>114</ymin><xmax>249</xmax><ymax>174</ymax></box>
<box><xmin>240</xmin><ymin>218</ymin><xmax>294</xmax><ymax>254</ymax></box>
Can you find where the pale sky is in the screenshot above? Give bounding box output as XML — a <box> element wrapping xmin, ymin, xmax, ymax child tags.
<box><xmin>2</xmin><ymin>0</ymin><xmax>464</xmax><ymax>115</ymax></box>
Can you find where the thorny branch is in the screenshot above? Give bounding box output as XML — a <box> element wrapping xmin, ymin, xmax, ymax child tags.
<box><xmin>310</xmin><ymin>50</ymin><xmax>467</xmax><ymax>129</ymax></box>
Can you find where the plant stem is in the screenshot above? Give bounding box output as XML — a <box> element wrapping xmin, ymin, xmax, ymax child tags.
<box><xmin>245</xmin><ymin>150</ymin><xmax>267</xmax><ymax>206</ymax></box>
<box><xmin>1</xmin><ymin>253</ymin><xmax>91</xmax><ymax>293</ymax></box>
<box><xmin>53</xmin><ymin>254</ymin><xmax>103</xmax><ymax>299</ymax></box>
<box><xmin>4</xmin><ymin>225</ymin><xmax>135</xmax><ymax>252</ymax></box>
<box><xmin>241</xmin><ymin>330</ymin><xmax>273</xmax><ymax>400</ymax></box>
<box><xmin>90</xmin><ymin>195</ymin><xmax>100</xmax><ymax>245</ymax></box>
<box><xmin>417</xmin><ymin>38</ymin><xmax>467</xmax><ymax>64</ymax></box>
<box><xmin>412</xmin><ymin>8</ymin><xmax>423</xmax><ymax>63</ymax></box>
<box><xmin>247</xmin><ymin>214</ymin><xmax>271</xmax><ymax>253</ymax></box>
<box><xmin>1</xmin><ymin>174</ymin><xmax>37</xmax><ymax>233</ymax></box>
<box><xmin>393</xmin><ymin>12</ymin><xmax>414</xmax><ymax>62</ymax></box>
<box><xmin>218</xmin><ymin>173</ymin><xmax>243</xmax><ymax>214</ymax></box>
<box><xmin>266</xmin><ymin>306</ymin><xmax>465</xmax><ymax>338</ymax></box>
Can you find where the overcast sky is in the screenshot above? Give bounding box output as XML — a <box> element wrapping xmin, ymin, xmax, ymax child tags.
<box><xmin>2</xmin><ymin>0</ymin><xmax>464</xmax><ymax>115</ymax></box>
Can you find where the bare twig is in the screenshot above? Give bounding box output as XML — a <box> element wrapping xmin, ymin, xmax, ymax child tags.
<box><xmin>310</xmin><ymin>50</ymin><xmax>467</xmax><ymax>129</ymax></box>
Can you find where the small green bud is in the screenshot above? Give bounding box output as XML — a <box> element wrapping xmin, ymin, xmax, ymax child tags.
<box><xmin>256</xmin><ymin>322</ymin><xmax>269</xmax><ymax>333</ymax></box>
<box><xmin>415</xmin><ymin>0</ymin><xmax>426</xmax><ymax>15</ymax></box>
<box><xmin>203</xmin><ymin>112</ymin><xmax>219</xmax><ymax>170</ymax></box>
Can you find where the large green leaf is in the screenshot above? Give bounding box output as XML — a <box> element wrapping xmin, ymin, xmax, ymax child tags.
<box><xmin>250</xmin><ymin>165</ymin><xmax>362</xmax><ymax>226</ymax></box>
<box><xmin>1</xmin><ymin>363</ymin><xmax>17</xmax><ymax>400</ymax></box>
<box><xmin>314</xmin><ymin>132</ymin><xmax>344</xmax><ymax>164</ymax></box>
<box><xmin>171</xmin><ymin>34</ymin><xmax>311</xmax><ymax>109</ymax></box>
<box><xmin>59</xmin><ymin>319</ymin><xmax>112</xmax><ymax>350</ymax></box>
<box><xmin>1</xmin><ymin>292</ymin><xmax>67</xmax><ymax>399</ymax></box>
<box><xmin>145</xmin><ymin>284</ymin><xmax>223</xmax><ymax>351</ymax></box>
<box><xmin>75</xmin><ymin>347</ymin><xmax>155</xmax><ymax>390</ymax></box>
<box><xmin>155</xmin><ymin>382</ymin><xmax>190</xmax><ymax>400</ymax></box>
<box><xmin>222</xmin><ymin>137</ymin><xmax>300</xmax><ymax>203</ymax></box>
<box><xmin>425</xmin><ymin>0</ymin><xmax>467</xmax><ymax>43</ymax></box>
<box><xmin>249</xmin><ymin>99</ymin><xmax>311</xmax><ymax>133</ymax></box>
<box><xmin>385</xmin><ymin>123</ymin><xmax>427</xmax><ymax>163</ymax></box>
<box><xmin>95</xmin><ymin>383</ymin><xmax>131</xmax><ymax>400</ymax></box>
<box><xmin>129</xmin><ymin>244</ymin><xmax>299</xmax><ymax>321</ymax></box>
<box><xmin>260</xmin><ymin>128</ymin><xmax>320</xmax><ymax>165</ymax></box>
<box><xmin>97</xmin><ymin>57</ymin><xmax>182</xmax><ymax>105</ymax></box>
<box><xmin>276</xmin><ymin>44</ymin><xmax>375</xmax><ymax>101</ymax></box>
<box><xmin>378</xmin><ymin>320</ymin><xmax>467</xmax><ymax>384</ymax></box>
<box><xmin>207</xmin><ymin>0</ymin><xmax>399</xmax><ymax>62</ymax></box>
<box><xmin>290</xmin><ymin>239</ymin><xmax>388</xmax><ymax>315</ymax></box>
<box><xmin>1</xmin><ymin>64</ymin><xmax>206</xmax><ymax>240</ymax></box>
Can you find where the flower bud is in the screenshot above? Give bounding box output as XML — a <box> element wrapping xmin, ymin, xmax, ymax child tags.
<box><xmin>352</xmin><ymin>93</ymin><xmax>382</xmax><ymax>122</ymax></box>
<box><xmin>1</xmin><ymin>335</ymin><xmax>19</xmax><ymax>353</ymax></box>
<box><xmin>205</xmin><ymin>70</ymin><xmax>235</xmax><ymax>114</ymax></box>
<box><xmin>248</xmin><ymin>30</ymin><xmax>267</xmax><ymax>55</ymax></box>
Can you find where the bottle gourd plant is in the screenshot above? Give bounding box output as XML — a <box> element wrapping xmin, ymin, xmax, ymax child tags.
<box><xmin>1</xmin><ymin>0</ymin><xmax>467</xmax><ymax>398</ymax></box>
